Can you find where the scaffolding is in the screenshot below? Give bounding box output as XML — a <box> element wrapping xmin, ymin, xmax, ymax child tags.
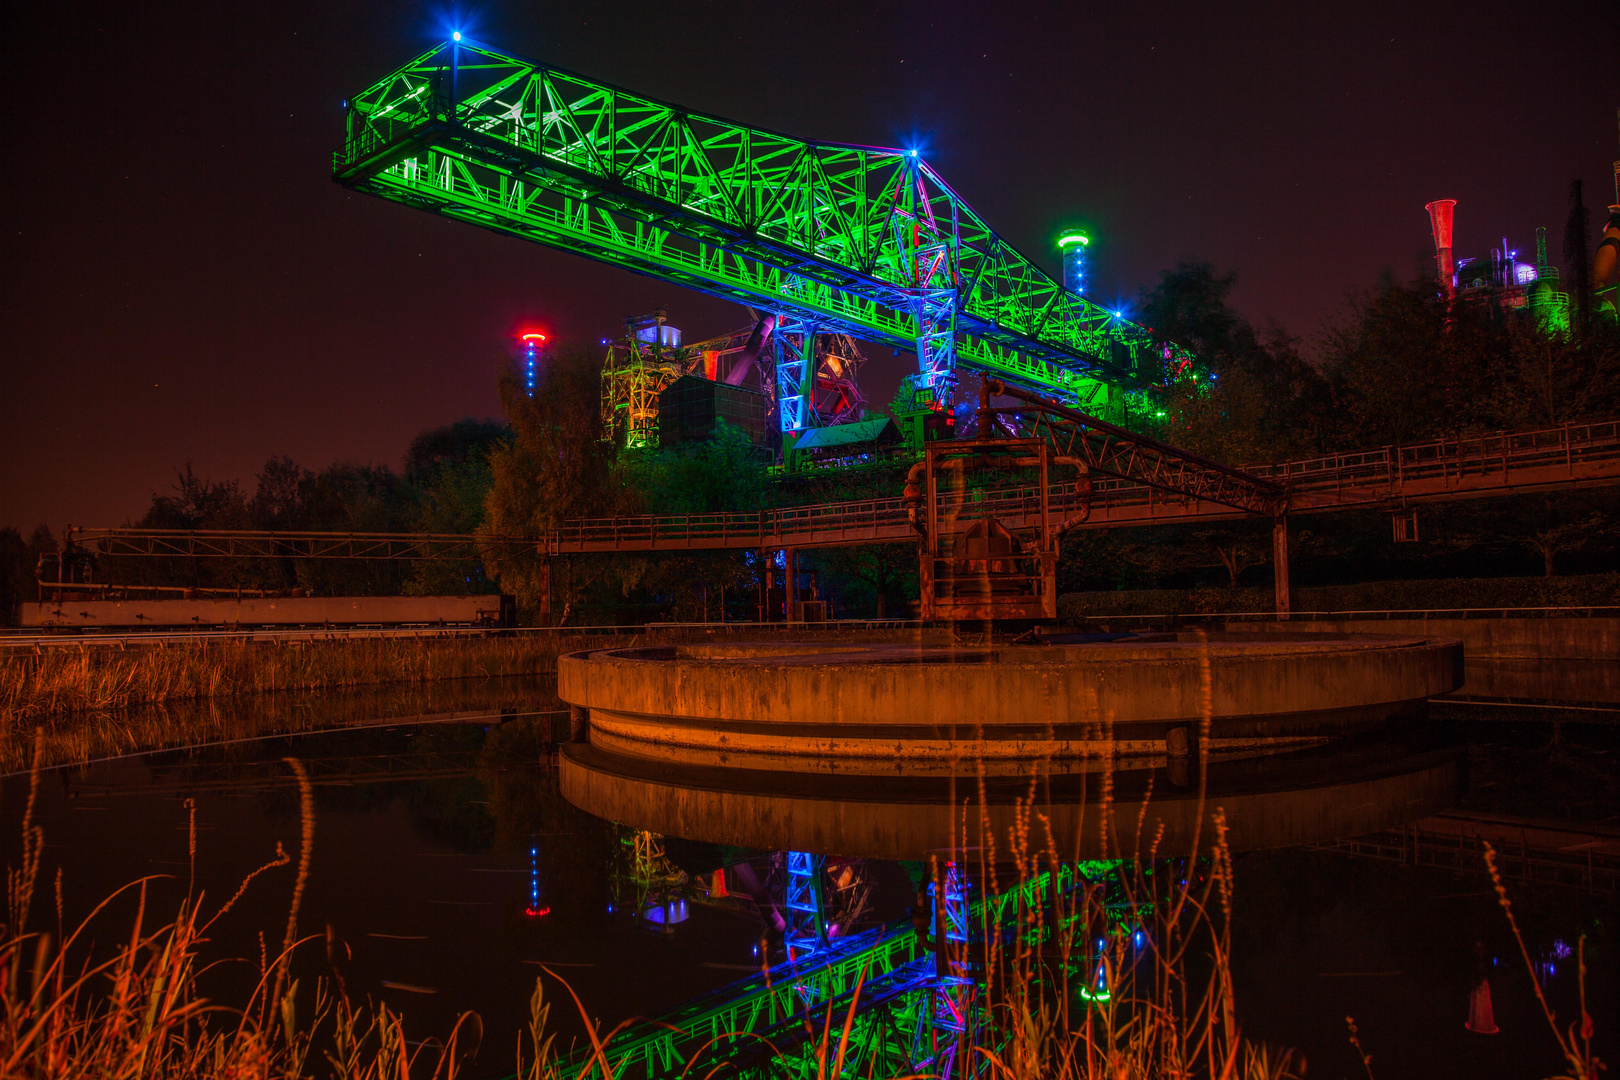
<box><xmin>601</xmin><ymin>311</ymin><xmax>870</xmax><ymax>446</ymax></box>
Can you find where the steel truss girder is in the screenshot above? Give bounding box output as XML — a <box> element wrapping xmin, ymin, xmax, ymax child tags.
<box><xmin>990</xmin><ymin>382</ymin><xmax>1286</xmax><ymax>515</ymax></box>
<box><xmin>334</xmin><ymin>39</ymin><xmax>1188</xmax><ymax>403</ymax></box>
<box><xmin>556</xmin><ymin>920</ymin><xmax>919</xmax><ymax>1080</ymax></box>
<box><xmin>555</xmin><ymin>868</ymin><xmax>1074</xmax><ymax>1080</ymax></box>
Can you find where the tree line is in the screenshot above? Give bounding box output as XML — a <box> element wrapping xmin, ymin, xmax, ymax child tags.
<box><xmin>5</xmin><ymin>259</ymin><xmax>1618</xmax><ymax>624</ymax></box>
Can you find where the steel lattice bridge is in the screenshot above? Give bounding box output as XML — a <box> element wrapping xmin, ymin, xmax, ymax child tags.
<box><xmin>64</xmin><ymin>411</ymin><xmax>1620</xmax><ymax>617</ymax></box>
<box><xmin>332</xmin><ymin>36</ymin><xmax>1190</xmax><ymax>422</ymax></box>
<box><xmin>71</xmin><ymin>414</ymin><xmax>1620</xmax><ymax>558</ymax></box>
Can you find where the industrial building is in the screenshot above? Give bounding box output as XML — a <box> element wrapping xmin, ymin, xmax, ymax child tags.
<box><xmin>1424</xmin><ymin>198</ymin><xmax>1574</xmax><ymax>332</ymax></box>
<box><xmin>657</xmin><ymin>375</ymin><xmax>771</xmax><ymax>447</ymax></box>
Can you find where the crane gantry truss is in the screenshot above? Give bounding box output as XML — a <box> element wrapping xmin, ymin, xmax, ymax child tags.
<box><xmin>333</xmin><ymin>37</ymin><xmax>1187</xmax><ymax>425</ymax></box>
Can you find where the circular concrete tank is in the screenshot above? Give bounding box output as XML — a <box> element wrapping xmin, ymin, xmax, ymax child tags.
<box><xmin>560</xmin><ymin>734</ymin><xmax>1462</xmax><ymax>860</ymax></box>
<box><xmin>557</xmin><ymin>633</ymin><xmax>1463</xmax><ymax>771</ymax></box>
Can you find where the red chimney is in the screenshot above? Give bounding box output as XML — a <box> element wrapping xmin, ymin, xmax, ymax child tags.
<box><xmin>1425</xmin><ymin>199</ymin><xmax>1457</xmax><ymax>298</ymax></box>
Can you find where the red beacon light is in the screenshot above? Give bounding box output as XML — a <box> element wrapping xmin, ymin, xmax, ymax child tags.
<box><xmin>518</xmin><ymin>331</ymin><xmax>547</xmax><ymax>395</ymax></box>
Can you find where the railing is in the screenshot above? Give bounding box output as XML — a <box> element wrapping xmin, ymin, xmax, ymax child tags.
<box><xmin>1072</xmin><ymin>606</ymin><xmax>1620</xmax><ymax>623</ymax></box>
<box><xmin>64</xmin><ymin>417</ymin><xmax>1620</xmax><ymax>559</ymax></box>
<box><xmin>548</xmin><ymin>481</ymin><xmax>1093</xmax><ymax>552</ymax></box>
<box><xmin>1247</xmin><ymin>419</ymin><xmax>1620</xmax><ymax>498</ymax></box>
<box><xmin>1314</xmin><ymin>811</ymin><xmax>1620</xmax><ymax>894</ymax></box>
<box><xmin>0</xmin><ymin>619</ymin><xmax>931</xmax><ymax>649</ymax></box>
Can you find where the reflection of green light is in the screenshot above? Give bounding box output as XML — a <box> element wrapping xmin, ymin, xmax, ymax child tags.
<box><xmin>1155</xmin><ymin>410</ymin><xmax>1167</xmax><ymax>418</ymax></box>
<box><xmin>1057</xmin><ymin>231</ymin><xmax>1090</xmax><ymax>248</ymax></box>
<box><xmin>1079</xmin><ymin>987</ymin><xmax>1112</xmax><ymax>1002</ymax></box>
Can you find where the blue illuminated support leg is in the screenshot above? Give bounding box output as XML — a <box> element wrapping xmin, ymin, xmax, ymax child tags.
<box><xmin>919</xmin><ymin>862</ymin><xmax>974</xmax><ymax>1078</ymax></box>
<box><xmin>782</xmin><ymin>851</ymin><xmax>827</xmax><ymax>956</ymax></box>
<box><xmin>929</xmin><ymin>862</ymin><xmax>969</xmax><ymax>949</ymax></box>
<box><xmin>774</xmin><ymin>317</ymin><xmax>815</xmax><ymax>433</ymax></box>
<box><xmin>909</xmin><ymin>289</ymin><xmax>958</xmax><ymax>407</ymax></box>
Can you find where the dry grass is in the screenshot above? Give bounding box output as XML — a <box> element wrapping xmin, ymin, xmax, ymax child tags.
<box><xmin>0</xmin><ymin>673</ymin><xmax>560</xmax><ymax>775</ymax></box>
<box><xmin>0</xmin><ymin>635</ymin><xmax>582</xmax><ymax>718</ymax></box>
<box><xmin>1483</xmin><ymin>842</ymin><xmax>1602</xmax><ymax>1080</ymax></box>
<box><xmin>0</xmin><ymin>743</ymin><xmax>486</xmax><ymax>1078</ymax></box>
<box><xmin>0</xmin><ymin>624</ymin><xmax>922</xmax><ymax>721</ymax></box>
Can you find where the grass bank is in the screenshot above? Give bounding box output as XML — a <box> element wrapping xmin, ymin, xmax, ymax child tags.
<box><xmin>1</xmin><ymin>625</ymin><xmax>938</xmax><ymax>721</ymax></box>
<box><xmin>0</xmin><ymin>674</ymin><xmax>561</xmax><ymax>775</ymax></box>
<box><xmin>0</xmin><ymin>634</ymin><xmax>577</xmax><ymax>719</ymax></box>
<box><xmin>0</xmin><ymin>626</ymin><xmax>935</xmax><ymax>771</ymax></box>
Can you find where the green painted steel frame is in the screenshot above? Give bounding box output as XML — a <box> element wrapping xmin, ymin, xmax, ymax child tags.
<box><xmin>558</xmin><ymin>921</ymin><xmax>920</xmax><ymax>1080</ymax></box>
<box><xmin>333</xmin><ymin>38</ymin><xmax>1189</xmax><ymax>408</ymax></box>
<box><xmin>555</xmin><ymin>866</ymin><xmax>1078</xmax><ymax>1080</ymax></box>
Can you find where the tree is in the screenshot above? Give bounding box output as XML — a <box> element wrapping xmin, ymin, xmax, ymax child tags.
<box><xmin>1319</xmin><ymin>279</ymin><xmax>1521</xmax><ymax>446</ymax></box>
<box><xmin>141</xmin><ymin>464</ymin><xmax>252</xmax><ymax>530</ymax></box>
<box><xmin>1137</xmin><ymin>262</ymin><xmax>1331</xmax><ymax>463</ymax></box>
<box><xmin>0</xmin><ymin>528</ymin><xmax>30</xmax><ymax>625</ymax></box>
<box><xmin>812</xmin><ymin>543</ymin><xmax>917</xmax><ymax>617</ymax></box>
<box><xmin>614</xmin><ymin>421</ymin><xmax>766</xmax><ymax>516</ymax></box>
<box><xmin>482</xmin><ymin>341</ymin><xmax>622</xmax><ymax>616</ymax></box>
<box><xmin>1191</xmin><ymin>528</ymin><xmax>1271</xmax><ymax>588</ymax></box>
<box><xmin>403</xmin><ymin>419</ymin><xmax>510</xmax><ymax>486</ymax></box>
<box><xmin>251</xmin><ymin>455</ymin><xmax>311</xmax><ymax>531</ymax></box>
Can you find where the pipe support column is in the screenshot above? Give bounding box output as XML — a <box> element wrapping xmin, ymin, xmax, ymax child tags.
<box><xmin>1273</xmin><ymin>515</ymin><xmax>1291</xmax><ymax>620</ymax></box>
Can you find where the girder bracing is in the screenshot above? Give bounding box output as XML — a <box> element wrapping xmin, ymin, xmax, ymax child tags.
<box><xmin>333</xmin><ymin>38</ymin><xmax>1187</xmax><ymax>412</ymax></box>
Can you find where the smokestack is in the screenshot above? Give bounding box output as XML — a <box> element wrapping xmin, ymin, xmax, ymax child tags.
<box><xmin>726</xmin><ymin>314</ymin><xmax>777</xmax><ymax>386</ymax></box>
<box><xmin>1425</xmin><ymin>199</ymin><xmax>1457</xmax><ymax>298</ymax></box>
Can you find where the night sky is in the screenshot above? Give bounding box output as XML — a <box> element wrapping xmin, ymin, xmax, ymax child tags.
<box><xmin>3</xmin><ymin>0</ymin><xmax>1615</xmax><ymax>531</ymax></box>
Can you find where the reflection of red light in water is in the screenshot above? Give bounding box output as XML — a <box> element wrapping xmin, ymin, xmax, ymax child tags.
<box><xmin>525</xmin><ymin>906</ymin><xmax>551</xmax><ymax>918</ymax></box>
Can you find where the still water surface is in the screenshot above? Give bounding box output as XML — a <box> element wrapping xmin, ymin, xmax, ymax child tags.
<box><xmin>2</xmin><ymin>696</ymin><xmax>1614</xmax><ymax>1079</ymax></box>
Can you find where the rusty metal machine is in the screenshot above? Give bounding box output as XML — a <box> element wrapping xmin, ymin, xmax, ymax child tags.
<box><xmin>905</xmin><ymin>382</ymin><xmax>1093</xmax><ymax>621</ymax></box>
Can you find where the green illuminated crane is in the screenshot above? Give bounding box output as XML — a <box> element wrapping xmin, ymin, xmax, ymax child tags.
<box><xmin>334</xmin><ymin>37</ymin><xmax>1184</xmax><ymax>428</ymax></box>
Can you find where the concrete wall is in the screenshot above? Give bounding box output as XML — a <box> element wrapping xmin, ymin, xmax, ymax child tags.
<box><xmin>22</xmin><ymin>594</ymin><xmax>502</xmax><ymax>628</ymax></box>
<box><xmin>559</xmin><ymin>635</ymin><xmax>1464</xmax><ymax>763</ymax></box>
<box><xmin>1240</xmin><ymin>618</ymin><xmax>1620</xmax><ymax>704</ymax></box>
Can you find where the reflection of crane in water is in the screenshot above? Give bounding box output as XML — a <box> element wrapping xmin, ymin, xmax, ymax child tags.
<box><xmin>770</xmin><ymin>853</ymin><xmax>877</xmax><ymax>958</ymax></box>
<box><xmin>611</xmin><ymin>830</ymin><xmax>692</xmax><ymax>930</ymax></box>
<box><xmin>559</xmin><ymin>860</ymin><xmax>1087</xmax><ymax>1080</ymax></box>
<box><xmin>608</xmin><ymin>832</ymin><xmax>882</xmax><ymax>948</ymax></box>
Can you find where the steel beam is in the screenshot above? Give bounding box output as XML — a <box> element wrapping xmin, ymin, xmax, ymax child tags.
<box><xmin>333</xmin><ymin>38</ymin><xmax>1190</xmax><ymax>405</ymax></box>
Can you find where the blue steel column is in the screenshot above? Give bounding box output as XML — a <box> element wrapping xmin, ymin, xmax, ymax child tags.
<box><xmin>783</xmin><ymin>851</ymin><xmax>827</xmax><ymax>955</ymax></box>
<box><xmin>774</xmin><ymin>318</ymin><xmax>814</xmax><ymax>432</ymax></box>
<box><xmin>914</xmin><ymin>861</ymin><xmax>973</xmax><ymax>1078</ymax></box>
<box><xmin>901</xmin><ymin>154</ymin><xmax>959</xmax><ymax>406</ymax></box>
<box><xmin>910</xmin><ymin>290</ymin><xmax>958</xmax><ymax>405</ymax></box>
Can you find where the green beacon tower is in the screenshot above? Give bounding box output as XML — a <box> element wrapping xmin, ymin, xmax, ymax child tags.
<box><xmin>1058</xmin><ymin>229</ymin><xmax>1090</xmax><ymax>294</ymax></box>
